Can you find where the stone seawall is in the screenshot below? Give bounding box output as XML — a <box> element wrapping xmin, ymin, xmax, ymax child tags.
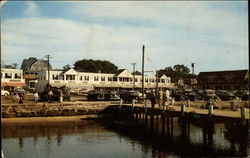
<box><xmin>1</xmin><ymin>102</ymin><xmax>111</xmax><ymax>118</ymax></box>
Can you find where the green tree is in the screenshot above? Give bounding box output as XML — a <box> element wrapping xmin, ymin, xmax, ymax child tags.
<box><xmin>132</xmin><ymin>71</ymin><xmax>142</xmax><ymax>75</ymax></box>
<box><xmin>63</xmin><ymin>64</ymin><xmax>71</xmax><ymax>71</ymax></box>
<box><xmin>157</xmin><ymin>64</ymin><xmax>194</xmax><ymax>82</ymax></box>
<box><xmin>73</xmin><ymin>59</ymin><xmax>118</xmax><ymax>74</ymax></box>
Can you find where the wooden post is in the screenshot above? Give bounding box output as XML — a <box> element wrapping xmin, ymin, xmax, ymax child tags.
<box><xmin>181</xmin><ymin>104</ymin><xmax>186</xmax><ymax>116</ymax></box>
<box><xmin>119</xmin><ymin>99</ymin><xmax>123</xmax><ymax>108</ymax></box>
<box><xmin>187</xmin><ymin>99</ymin><xmax>191</xmax><ymax>107</ymax></box>
<box><xmin>208</xmin><ymin>104</ymin><xmax>213</xmax><ymax>116</ymax></box>
<box><xmin>240</xmin><ymin>107</ymin><xmax>246</xmax><ymax>120</ymax></box>
<box><xmin>161</xmin><ymin>114</ymin><xmax>166</xmax><ymax>136</ymax></box>
<box><xmin>144</xmin><ymin>100</ymin><xmax>147</xmax><ymax>114</ymax></box>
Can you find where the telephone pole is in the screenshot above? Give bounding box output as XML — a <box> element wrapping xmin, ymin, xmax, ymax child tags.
<box><xmin>142</xmin><ymin>45</ymin><xmax>145</xmax><ymax>101</ymax></box>
<box><xmin>191</xmin><ymin>63</ymin><xmax>195</xmax><ymax>75</ymax></box>
<box><xmin>132</xmin><ymin>63</ymin><xmax>136</xmax><ymax>90</ymax></box>
<box><xmin>44</xmin><ymin>55</ymin><xmax>52</xmax><ymax>86</ymax></box>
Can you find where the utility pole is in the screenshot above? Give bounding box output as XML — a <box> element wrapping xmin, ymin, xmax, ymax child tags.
<box><xmin>44</xmin><ymin>55</ymin><xmax>52</xmax><ymax>86</ymax></box>
<box><xmin>191</xmin><ymin>63</ymin><xmax>195</xmax><ymax>75</ymax></box>
<box><xmin>156</xmin><ymin>70</ymin><xmax>158</xmax><ymax>91</ymax></box>
<box><xmin>142</xmin><ymin>45</ymin><xmax>145</xmax><ymax>101</ymax></box>
<box><xmin>132</xmin><ymin>63</ymin><xmax>136</xmax><ymax>90</ymax></box>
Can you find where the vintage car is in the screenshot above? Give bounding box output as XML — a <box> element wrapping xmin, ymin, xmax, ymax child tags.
<box><xmin>185</xmin><ymin>91</ymin><xmax>200</xmax><ymax>101</ymax></box>
<box><xmin>1</xmin><ymin>90</ymin><xmax>10</xmax><ymax>96</ymax></box>
<box><xmin>104</xmin><ymin>91</ymin><xmax>120</xmax><ymax>101</ymax></box>
<box><xmin>87</xmin><ymin>90</ymin><xmax>105</xmax><ymax>101</ymax></box>
<box><xmin>215</xmin><ymin>90</ymin><xmax>237</xmax><ymax>101</ymax></box>
<box><xmin>119</xmin><ymin>90</ymin><xmax>144</xmax><ymax>103</ymax></box>
<box><xmin>234</xmin><ymin>90</ymin><xmax>249</xmax><ymax>101</ymax></box>
<box><xmin>202</xmin><ymin>89</ymin><xmax>220</xmax><ymax>101</ymax></box>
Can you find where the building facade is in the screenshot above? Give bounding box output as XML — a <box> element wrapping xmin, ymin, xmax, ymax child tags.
<box><xmin>36</xmin><ymin>68</ymin><xmax>173</xmax><ymax>93</ymax></box>
<box><xmin>197</xmin><ymin>70</ymin><xmax>249</xmax><ymax>90</ymax></box>
<box><xmin>21</xmin><ymin>57</ymin><xmax>52</xmax><ymax>88</ymax></box>
<box><xmin>1</xmin><ymin>68</ymin><xmax>25</xmax><ymax>90</ymax></box>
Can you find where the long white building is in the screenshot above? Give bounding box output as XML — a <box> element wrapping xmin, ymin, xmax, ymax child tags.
<box><xmin>36</xmin><ymin>68</ymin><xmax>173</xmax><ymax>92</ymax></box>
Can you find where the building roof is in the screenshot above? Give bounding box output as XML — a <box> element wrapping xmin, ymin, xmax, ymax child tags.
<box><xmin>21</xmin><ymin>57</ymin><xmax>52</xmax><ymax>71</ymax></box>
<box><xmin>198</xmin><ymin>70</ymin><xmax>248</xmax><ymax>79</ymax></box>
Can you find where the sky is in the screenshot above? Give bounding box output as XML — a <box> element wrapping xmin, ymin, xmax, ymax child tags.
<box><xmin>1</xmin><ymin>1</ymin><xmax>248</xmax><ymax>75</ymax></box>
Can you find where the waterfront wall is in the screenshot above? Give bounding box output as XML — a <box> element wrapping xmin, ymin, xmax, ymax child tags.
<box><xmin>1</xmin><ymin>102</ymin><xmax>111</xmax><ymax>118</ymax></box>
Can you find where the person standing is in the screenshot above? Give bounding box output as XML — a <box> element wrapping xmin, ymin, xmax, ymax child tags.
<box><xmin>149</xmin><ymin>91</ymin><xmax>156</xmax><ymax>108</ymax></box>
<box><xmin>58</xmin><ymin>89</ymin><xmax>63</xmax><ymax>103</ymax></box>
<box><xmin>18</xmin><ymin>93</ymin><xmax>24</xmax><ymax>104</ymax></box>
<box><xmin>34</xmin><ymin>92</ymin><xmax>39</xmax><ymax>103</ymax></box>
<box><xmin>157</xmin><ymin>89</ymin><xmax>163</xmax><ymax>109</ymax></box>
<box><xmin>48</xmin><ymin>89</ymin><xmax>53</xmax><ymax>103</ymax></box>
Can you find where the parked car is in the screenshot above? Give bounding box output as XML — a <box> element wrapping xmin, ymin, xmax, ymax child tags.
<box><xmin>104</xmin><ymin>91</ymin><xmax>120</xmax><ymax>101</ymax></box>
<box><xmin>173</xmin><ymin>91</ymin><xmax>186</xmax><ymax>101</ymax></box>
<box><xmin>120</xmin><ymin>90</ymin><xmax>144</xmax><ymax>103</ymax></box>
<box><xmin>11</xmin><ymin>88</ymin><xmax>29</xmax><ymax>95</ymax></box>
<box><xmin>1</xmin><ymin>90</ymin><xmax>10</xmax><ymax>96</ymax></box>
<box><xmin>87</xmin><ymin>90</ymin><xmax>105</xmax><ymax>101</ymax></box>
<box><xmin>185</xmin><ymin>91</ymin><xmax>200</xmax><ymax>101</ymax></box>
<box><xmin>78</xmin><ymin>88</ymin><xmax>90</xmax><ymax>95</ymax></box>
<box><xmin>215</xmin><ymin>90</ymin><xmax>237</xmax><ymax>101</ymax></box>
<box><xmin>202</xmin><ymin>89</ymin><xmax>220</xmax><ymax>101</ymax></box>
<box><xmin>233</xmin><ymin>90</ymin><xmax>249</xmax><ymax>101</ymax></box>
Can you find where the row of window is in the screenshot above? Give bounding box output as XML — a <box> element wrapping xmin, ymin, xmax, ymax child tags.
<box><xmin>40</xmin><ymin>74</ymin><xmax>170</xmax><ymax>83</ymax></box>
<box><xmin>1</xmin><ymin>73</ymin><xmax>22</xmax><ymax>79</ymax></box>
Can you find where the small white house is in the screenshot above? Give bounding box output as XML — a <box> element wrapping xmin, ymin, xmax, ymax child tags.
<box><xmin>1</xmin><ymin>68</ymin><xmax>25</xmax><ymax>90</ymax></box>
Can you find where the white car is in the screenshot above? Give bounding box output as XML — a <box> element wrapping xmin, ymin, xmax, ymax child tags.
<box><xmin>1</xmin><ymin>90</ymin><xmax>10</xmax><ymax>96</ymax></box>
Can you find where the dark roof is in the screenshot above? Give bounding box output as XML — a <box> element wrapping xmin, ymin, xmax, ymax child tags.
<box><xmin>21</xmin><ymin>57</ymin><xmax>38</xmax><ymax>71</ymax></box>
<box><xmin>21</xmin><ymin>57</ymin><xmax>52</xmax><ymax>71</ymax></box>
<box><xmin>198</xmin><ymin>70</ymin><xmax>248</xmax><ymax>79</ymax></box>
<box><xmin>114</xmin><ymin>69</ymin><xmax>126</xmax><ymax>76</ymax></box>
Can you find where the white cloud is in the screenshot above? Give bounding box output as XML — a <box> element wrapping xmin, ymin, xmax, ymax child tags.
<box><xmin>24</xmin><ymin>1</ymin><xmax>40</xmax><ymax>17</ymax></box>
<box><xmin>1</xmin><ymin>1</ymin><xmax>248</xmax><ymax>72</ymax></box>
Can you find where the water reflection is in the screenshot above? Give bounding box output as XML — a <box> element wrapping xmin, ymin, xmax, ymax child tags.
<box><xmin>2</xmin><ymin>119</ymin><xmax>249</xmax><ymax>158</ymax></box>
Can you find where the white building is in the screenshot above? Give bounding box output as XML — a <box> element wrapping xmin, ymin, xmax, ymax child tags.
<box><xmin>36</xmin><ymin>68</ymin><xmax>173</xmax><ymax>93</ymax></box>
<box><xmin>1</xmin><ymin>68</ymin><xmax>25</xmax><ymax>90</ymax></box>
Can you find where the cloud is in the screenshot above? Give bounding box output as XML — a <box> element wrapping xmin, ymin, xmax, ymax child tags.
<box><xmin>24</xmin><ymin>1</ymin><xmax>40</xmax><ymax>17</ymax></box>
<box><xmin>1</xmin><ymin>1</ymin><xmax>248</xmax><ymax>73</ymax></box>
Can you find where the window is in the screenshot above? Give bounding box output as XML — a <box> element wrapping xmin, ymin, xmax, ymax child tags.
<box><xmin>15</xmin><ymin>73</ymin><xmax>21</xmax><ymax>79</ymax></box>
<box><xmin>84</xmin><ymin>76</ymin><xmax>89</xmax><ymax>81</ymax></box>
<box><xmin>152</xmin><ymin>79</ymin><xmax>155</xmax><ymax>83</ymax></box>
<box><xmin>119</xmin><ymin>78</ymin><xmax>123</xmax><ymax>82</ymax></box>
<box><xmin>66</xmin><ymin>75</ymin><xmax>75</xmax><ymax>80</ymax></box>
<box><xmin>5</xmin><ymin>73</ymin><xmax>12</xmax><ymax>79</ymax></box>
<box><xmin>161</xmin><ymin>79</ymin><xmax>165</xmax><ymax>83</ymax></box>
<box><xmin>145</xmin><ymin>79</ymin><xmax>148</xmax><ymax>82</ymax></box>
<box><xmin>135</xmin><ymin>78</ymin><xmax>138</xmax><ymax>82</ymax></box>
<box><xmin>80</xmin><ymin>76</ymin><xmax>83</xmax><ymax>81</ymax></box>
<box><xmin>53</xmin><ymin>75</ymin><xmax>59</xmax><ymax>80</ymax></box>
<box><xmin>113</xmin><ymin>77</ymin><xmax>117</xmax><ymax>81</ymax></box>
<box><xmin>101</xmin><ymin>77</ymin><xmax>105</xmax><ymax>81</ymax></box>
<box><xmin>94</xmin><ymin>76</ymin><xmax>99</xmax><ymax>81</ymax></box>
<box><xmin>108</xmin><ymin>77</ymin><xmax>113</xmax><ymax>81</ymax></box>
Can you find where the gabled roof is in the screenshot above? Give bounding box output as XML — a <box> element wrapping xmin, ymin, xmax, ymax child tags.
<box><xmin>160</xmin><ymin>74</ymin><xmax>168</xmax><ymax>79</ymax></box>
<box><xmin>21</xmin><ymin>57</ymin><xmax>52</xmax><ymax>71</ymax></box>
<box><xmin>114</xmin><ymin>69</ymin><xmax>133</xmax><ymax>77</ymax></box>
<box><xmin>61</xmin><ymin>68</ymin><xmax>78</xmax><ymax>75</ymax></box>
<box><xmin>21</xmin><ymin>57</ymin><xmax>38</xmax><ymax>71</ymax></box>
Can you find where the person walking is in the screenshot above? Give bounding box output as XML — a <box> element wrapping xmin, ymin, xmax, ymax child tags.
<box><xmin>157</xmin><ymin>89</ymin><xmax>163</xmax><ymax>109</ymax></box>
<box><xmin>34</xmin><ymin>92</ymin><xmax>39</xmax><ymax>103</ymax></box>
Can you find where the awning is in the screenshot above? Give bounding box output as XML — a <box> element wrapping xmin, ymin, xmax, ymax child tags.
<box><xmin>1</xmin><ymin>82</ymin><xmax>26</xmax><ymax>87</ymax></box>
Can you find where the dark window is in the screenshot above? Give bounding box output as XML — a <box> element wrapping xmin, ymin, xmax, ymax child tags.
<box><xmin>84</xmin><ymin>76</ymin><xmax>89</xmax><ymax>81</ymax></box>
<box><xmin>101</xmin><ymin>77</ymin><xmax>105</xmax><ymax>81</ymax></box>
<box><xmin>94</xmin><ymin>76</ymin><xmax>99</xmax><ymax>81</ymax></box>
<box><xmin>15</xmin><ymin>73</ymin><xmax>21</xmax><ymax>79</ymax></box>
<box><xmin>5</xmin><ymin>73</ymin><xmax>12</xmax><ymax>79</ymax></box>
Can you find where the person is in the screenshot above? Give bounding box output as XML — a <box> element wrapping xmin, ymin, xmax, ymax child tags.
<box><xmin>13</xmin><ymin>93</ymin><xmax>20</xmax><ymax>102</ymax></box>
<box><xmin>58</xmin><ymin>89</ymin><xmax>63</xmax><ymax>103</ymax></box>
<box><xmin>149</xmin><ymin>90</ymin><xmax>156</xmax><ymax>108</ymax></box>
<box><xmin>34</xmin><ymin>92</ymin><xmax>39</xmax><ymax>103</ymax></box>
<box><xmin>18</xmin><ymin>93</ymin><xmax>24</xmax><ymax>104</ymax></box>
<box><xmin>48</xmin><ymin>89</ymin><xmax>53</xmax><ymax>103</ymax></box>
<box><xmin>156</xmin><ymin>89</ymin><xmax>163</xmax><ymax>109</ymax></box>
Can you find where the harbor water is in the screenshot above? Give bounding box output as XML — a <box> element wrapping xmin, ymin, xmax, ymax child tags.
<box><xmin>2</xmin><ymin>119</ymin><xmax>249</xmax><ymax>158</ymax></box>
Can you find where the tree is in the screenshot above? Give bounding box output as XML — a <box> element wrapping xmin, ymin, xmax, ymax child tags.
<box><xmin>63</xmin><ymin>64</ymin><xmax>71</xmax><ymax>71</ymax></box>
<box><xmin>132</xmin><ymin>71</ymin><xmax>142</xmax><ymax>75</ymax></box>
<box><xmin>3</xmin><ymin>63</ymin><xmax>18</xmax><ymax>69</ymax></box>
<box><xmin>73</xmin><ymin>59</ymin><xmax>118</xmax><ymax>74</ymax></box>
<box><xmin>157</xmin><ymin>64</ymin><xmax>194</xmax><ymax>82</ymax></box>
